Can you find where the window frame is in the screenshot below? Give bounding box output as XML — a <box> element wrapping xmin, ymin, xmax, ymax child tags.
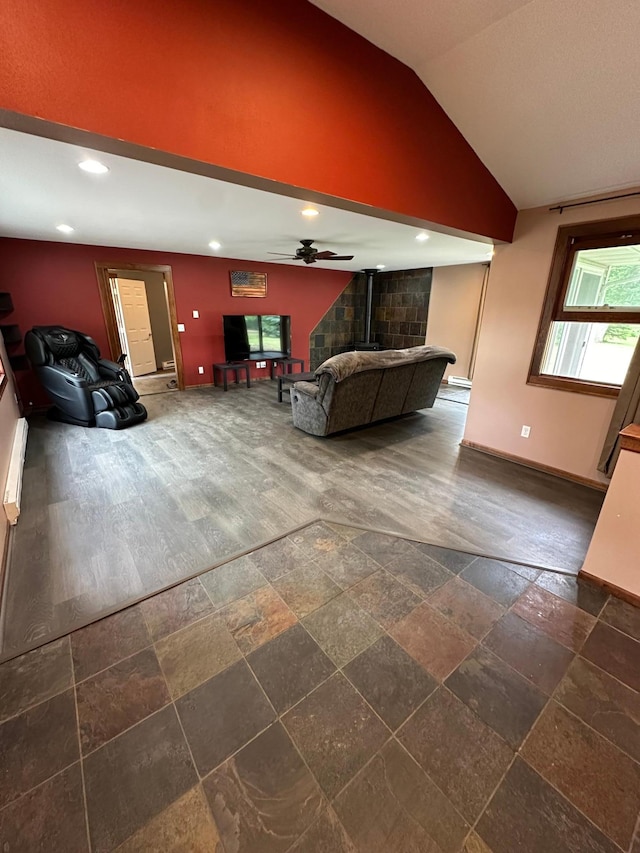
<box><xmin>528</xmin><ymin>214</ymin><xmax>640</xmax><ymax>398</ymax></box>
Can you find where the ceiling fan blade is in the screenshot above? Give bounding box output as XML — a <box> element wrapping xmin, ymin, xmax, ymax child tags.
<box><xmin>268</xmin><ymin>252</ymin><xmax>298</xmax><ymax>257</ymax></box>
<box><xmin>313</xmin><ymin>250</ymin><xmax>337</xmax><ymax>259</ymax></box>
<box><xmin>325</xmin><ymin>255</ymin><xmax>354</xmax><ymax>261</ymax></box>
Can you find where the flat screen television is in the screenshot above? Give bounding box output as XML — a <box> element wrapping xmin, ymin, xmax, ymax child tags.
<box><xmin>223</xmin><ymin>315</ymin><xmax>291</xmax><ymax>362</ymax></box>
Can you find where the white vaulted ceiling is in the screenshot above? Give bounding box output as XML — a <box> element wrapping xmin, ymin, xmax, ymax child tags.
<box><xmin>310</xmin><ymin>0</ymin><xmax>640</xmax><ymax>209</ymax></box>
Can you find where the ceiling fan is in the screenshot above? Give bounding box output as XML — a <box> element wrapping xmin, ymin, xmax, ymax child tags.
<box><xmin>268</xmin><ymin>239</ymin><xmax>354</xmax><ymax>265</ymax></box>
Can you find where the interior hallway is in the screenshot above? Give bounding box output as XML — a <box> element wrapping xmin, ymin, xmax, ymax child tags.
<box><xmin>1</xmin><ymin>382</ymin><xmax>603</xmax><ymax>660</ymax></box>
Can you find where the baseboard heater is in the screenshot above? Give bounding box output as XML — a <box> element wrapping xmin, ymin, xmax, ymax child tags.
<box><xmin>447</xmin><ymin>376</ymin><xmax>472</xmax><ymax>388</ymax></box>
<box><xmin>3</xmin><ymin>417</ymin><xmax>28</xmax><ymax>526</ymax></box>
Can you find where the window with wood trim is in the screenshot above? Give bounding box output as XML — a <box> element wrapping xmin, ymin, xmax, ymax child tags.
<box><xmin>529</xmin><ymin>216</ymin><xmax>640</xmax><ymax>397</ymax></box>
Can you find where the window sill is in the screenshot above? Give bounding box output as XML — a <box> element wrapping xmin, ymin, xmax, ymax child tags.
<box><xmin>527</xmin><ymin>374</ymin><xmax>620</xmax><ymax>398</ymax></box>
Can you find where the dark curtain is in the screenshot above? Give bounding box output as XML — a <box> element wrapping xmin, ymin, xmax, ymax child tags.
<box><xmin>598</xmin><ymin>335</ymin><xmax>640</xmax><ymax>476</ymax></box>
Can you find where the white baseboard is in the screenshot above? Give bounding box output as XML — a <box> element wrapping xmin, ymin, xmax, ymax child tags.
<box><xmin>447</xmin><ymin>376</ymin><xmax>472</xmax><ymax>388</ymax></box>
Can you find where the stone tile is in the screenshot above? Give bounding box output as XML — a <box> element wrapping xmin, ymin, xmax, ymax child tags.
<box><xmin>282</xmin><ymin>673</ymin><xmax>389</xmax><ymax>798</ymax></box>
<box><xmin>413</xmin><ymin>542</ymin><xmax>477</xmax><ymax>574</ymax></box>
<box><xmin>348</xmin><ymin>569</ymin><xmax>422</xmax><ymax>629</ymax></box>
<box><xmin>203</xmin><ymin>722</ymin><xmax>323</xmax><ymax>853</ymax></box>
<box><xmin>272</xmin><ymin>562</ymin><xmax>341</xmax><ymax>617</ymax></box>
<box><xmin>76</xmin><ymin>647</ymin><xmax>171</xmax><ymax>753</ymax></box>
<box><xmin>390</xmin><ymin>603</ymin><xmax>476</xmax><ymax>680</ymax></box>
<box><xmin>326</xmin><ymin>522</ymin><xmax>362</xmax><ymax>541</ymax></box>
<box><xmin>0</xmin><ymin>636</ymin><xmax>72</xmax><ymax>723</ymax></box>
<box><xmin>463</xmin><ymin>833</ymin><xmax>493</xmax><ymax>852</ymax></box>
<box><xmin>534</xmin><ymin>571</ymin><xmax>608</xmax><ymax>616</ymax></box>
<box><xmin>555</xmin><ymin>656</ymin><xmax>640</xmax><ymax>762</ymax></box>
<box><xmin>139</xmin><ymin>578</ymin><xmax>213</xmax><ymax>641</ymax></box>
<box><xmin>496</xmin><ymin>559</ymin><xmax>542</xmax><ymax>582</ymax></box>
<box><xmin>247</xmin><ymin>623</ymin><xmax>335</xmax><ymax>714</ymax></box>
<box><xmin>154</xmin><ymin>614</ymin><xmax>241</xmax><ymax>698</ymax></box>
<box><xmin>581</xmin><ymin>621</ymin><xmax>640</xmax><ymax>690</ymax></box>
<box><xmin>289</xmin><ymin>522</ymin><xmax>347</xmax><ymax>562</ymax></box>
<box><xmin>0</xmin><ymin>689</ymin><xmax>79</xmax><ymax>809</ymax></box>
<box><xmin>314</xmin><ymin>542</ymin><xmax>381</xmax><ymax>590</ymax></box>
<box><xmin>288</xmin><ymin>805</ymin><xmax>356</xmax><ymax>853</ymax></box>
<box><xmin>343</xmin><ymin>635</ymin><xmax>436</xmax><ymax>730</ymax></box>
<box><xmin>482</xmin><ymin>611</ymin><xmax>574</xmax><ymax>694</ymax></box>
<box><xmin>200</xmin><ymin>555</ymin><xmax>267</xmax><ymax>610</ymax></box>
<box><xmin>219</xmin><ymin>585</ymin><xmax>298</xmax><ymax>654</ymax></box>
<box><xmin>303</xmin><ymin>594</ymin><xmax>383</xmax><ymax>668</ymax></box>
<box><xmin>385</xmin><ymin>549</ymin><xmax>453</xmax><ymax>598</ymax></box>
<box><xmin>117</xmin><ymin>786</ymin><xmax>222</xmax><ymax>852</ymax></box>
<box><xmin>398</xmin><ymin>687</ymin><xmax>512</xmax><ymax>823</ymax></box>
<box><xmin>350</xmin><ymin>530</ymin><xmax>417</xmax><ymax>566</ymax></box>
<box><xmin>334</xmin><ymin>740</ymin><xmax>469</xmax><ymax>853</ymax></box>
<box><xmin>460</xmin><ymin>558</ymin><xmax>530</xmax><ymax>607</ymax></box>
<box><xmin>476</xmin><ymin>757</ymin><xmax>619</xmax><ymax>853</ymax></box>
<box><xmin>250</xmin><ymin>536</ymin><xmax>309</xmax><ymax>581</ymax></box>
<box><xmin>445</xmin><ymin>645</ymin><xmax>546</xmax><ymax>748</ymax></box>
<box><xmin>0</xmin><ymin>763</ymin><xmax>88</xmax><ymax>853</ymax></box>
<box><xmin>512</xmin><ymin>585</ymin><xmax>595</xmax><ymax>652</ymax></box>
<box><xmin>176</xmin><ymin>659</ymin><xmax>276</xmax><ymax>776</ymax></box>
<box><xmin>428</xmin><ymin>577</ymin><xmax>505</xmax><ymax>640</ymax></box>
<box><xmin>70</xmin><ymin>606</ymin><xmax>150</xmax><ymax>682</ymax></box>
<box><xmin>522</xmin><ymin>701</ymin><xmax>640</xmax><ymax>849</ymax></box>
<box><xmin>83</xmin><ymin>705</ymin><xmax>197</xmax><ymax>853</ymax></box>
<box><xmin>600</xmin><ymin>596</ymin><xmax>640</xmax><ymax>641</ymax></box>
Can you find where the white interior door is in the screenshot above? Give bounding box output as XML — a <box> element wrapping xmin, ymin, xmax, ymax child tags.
<box><xmin>115</xmin><ymin>278</ymin><xmax>157</xmax><ymax>376</ymax></box>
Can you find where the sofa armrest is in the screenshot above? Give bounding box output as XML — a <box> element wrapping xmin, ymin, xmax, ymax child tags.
<box><xmin>292</xmin><ymin>380</ymin><xmax>320</xmax><ymax>399</ymax></box>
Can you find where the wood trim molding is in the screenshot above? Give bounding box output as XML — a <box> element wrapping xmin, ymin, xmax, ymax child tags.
<box><xmin>578</xmin><ymin>569</ymin><xmax>640</xmax><ymax>609</ymax></box>
<box><xmin>94</xmin><ymin>262</ymin><xmax>185</xmax><ymax>391</ymax></box>
<box><xmin>620</xmin><ymin>423</ymin><xmax>640</xmax><ymax>453</ymax></box>
<box><xmin>460</xmin><ymin>439</ymin><xmax>609</xmax><ymax>491</ymax></box>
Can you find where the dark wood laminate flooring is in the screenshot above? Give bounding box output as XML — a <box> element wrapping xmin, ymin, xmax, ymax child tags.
<box><xmin>0</xmin><ymin>524</ymin><xmax>636</xmax><ymax>852</ymax></box>
<box><xmin>1</xmin><ymin>382</ymin><xmax>603</xmax><ymax>660</ymax></box>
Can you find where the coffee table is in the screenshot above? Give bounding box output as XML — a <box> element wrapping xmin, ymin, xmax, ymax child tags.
<box><xmin>277</xmin><ymin>371</ymin><xmax>316</xmax><ymax>402</ymax></box>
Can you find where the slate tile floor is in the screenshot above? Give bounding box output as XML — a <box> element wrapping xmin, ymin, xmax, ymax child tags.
<box><xmin>0</xmin><ymin>521</ymin><xmax>638</xmax><ymax>852</ymax></box>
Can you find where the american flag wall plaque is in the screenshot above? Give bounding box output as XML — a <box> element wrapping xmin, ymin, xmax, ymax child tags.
<box><xmin>230</xmin><ymin>270</ymin><xmax>267</xmax><ymax>297</ymax></box>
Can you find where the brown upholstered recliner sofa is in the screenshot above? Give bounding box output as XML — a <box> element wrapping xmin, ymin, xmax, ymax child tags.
<box><xmin>290</xmin><ymin>345</ymin><xmax>456</xmax><ymax>436</ymax></box>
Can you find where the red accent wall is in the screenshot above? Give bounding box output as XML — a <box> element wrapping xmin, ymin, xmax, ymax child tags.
<box><xmin>0</xmin><ymin>238</ymin><xmax>351</xmax><ymax>408</ymax></box>
<box><xmin>0</xmin><ymin>0</ymin><xmax>516</xmax><ymax>241</ymax></box>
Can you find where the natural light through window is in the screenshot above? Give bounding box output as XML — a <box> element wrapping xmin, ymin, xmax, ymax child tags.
<box><xmin>539</xmin><ymin>243</ymin><xmax>640</xmax><ymax>388</ymax></box>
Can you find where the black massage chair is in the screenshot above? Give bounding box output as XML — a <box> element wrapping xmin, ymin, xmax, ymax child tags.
<box><xmin>25</xmin><ymin>326</ymin><xmax>147</xmax><ymax>429</ymax></box>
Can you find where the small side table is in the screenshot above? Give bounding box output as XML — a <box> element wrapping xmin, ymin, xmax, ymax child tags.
<box><xmin>271</xmin><ymin>356</ymin><xmax>305</xmax><ymax>380</ymax></box>
<box><xmin>277</xmin><ymin>371</ymin><xmax>317</xmax><ymax>402</ymax></box>
<box><xmin>213</xmin><ymin>362</ymin><xmax>251</xmax><ymax>391</ymax></box>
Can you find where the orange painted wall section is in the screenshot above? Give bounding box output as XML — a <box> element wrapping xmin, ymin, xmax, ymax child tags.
<box><xmin>0</xmin><ymin>238</ymin><xmax>351</xmax><ymax>408</ymax></box>
<box><xmin>0</xmin><ymin>0</ymin><xmax>515</xmax><ymax>241</ymax></box>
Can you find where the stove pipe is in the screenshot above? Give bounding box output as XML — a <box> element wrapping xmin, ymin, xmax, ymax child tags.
<box><xmin>362</xmin><ymin>268</ymin><xmax>378</xmax><ymax>344</ymax></box>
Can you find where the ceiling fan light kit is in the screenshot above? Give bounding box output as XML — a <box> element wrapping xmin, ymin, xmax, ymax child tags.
<box><xmin>268</xmin><ymin>239</ymin><xmax>354</xmax><ymax>264</ymax></box>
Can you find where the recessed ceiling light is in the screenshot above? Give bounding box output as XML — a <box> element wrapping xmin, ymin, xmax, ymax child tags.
<box><xmin>208</xmin><ymin>240</ymin><xmax>221</xmax><ymax>250</ymax></box>
<box><xmin>376</xmin><ymin>264</ymin><xmax>386</xmax><ymax>270</ymax></box>
<box><xmin>301</xmin><ymin>207</ymin><xmax>319</xmax><ymax>217</ymax></box>
<box><xmin>416</xmin><ymin>232</ymin><xmax>429</xmax><ymax>242</ymax></box>
<box><xmin>56</xmin><ymin>224</ymin><xmax>74</xmax><ymax>234</ymax></box>
<box><xmin>79</xmin><ymin>159</ymin><xmax>109</xmax><ymax>174</ymax></box>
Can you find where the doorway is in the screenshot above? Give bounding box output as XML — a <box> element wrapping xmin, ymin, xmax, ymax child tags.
<box><xmin>95</xmin><ymin>262</ymin><xmax>185</xmax><ymax>393</ymax></box>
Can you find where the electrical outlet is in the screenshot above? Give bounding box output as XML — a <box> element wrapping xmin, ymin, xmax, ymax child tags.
<box><xmin>192</xmin><ymin>310</ymin><xmax>199</xmax><ymax>319</ymax></box>
<box><xmin>198</xmin><ymin>366</ymin><xmax>204</xmax><ymax>374</ymax></box>
<box><xmin>521</xmin><ymin>425</ymin><xmax>531</xmax><ymax>438</ymax></box>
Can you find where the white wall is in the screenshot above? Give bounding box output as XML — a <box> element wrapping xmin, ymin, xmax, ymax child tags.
<box><xmin>426</xmin><ymin>263</ymin><xmax>486</xmax><ymax>379</ymax></box>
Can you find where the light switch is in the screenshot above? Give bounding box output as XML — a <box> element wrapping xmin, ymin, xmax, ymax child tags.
<box><xmin>177</xmin><ymin>323</ymin><xmax>185</xmax><ymax>332</ymax></box>
<box><xmin>192</xmin><ymin>310</ymin><xmax>199</xmax><ymax>318</ymax></box>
